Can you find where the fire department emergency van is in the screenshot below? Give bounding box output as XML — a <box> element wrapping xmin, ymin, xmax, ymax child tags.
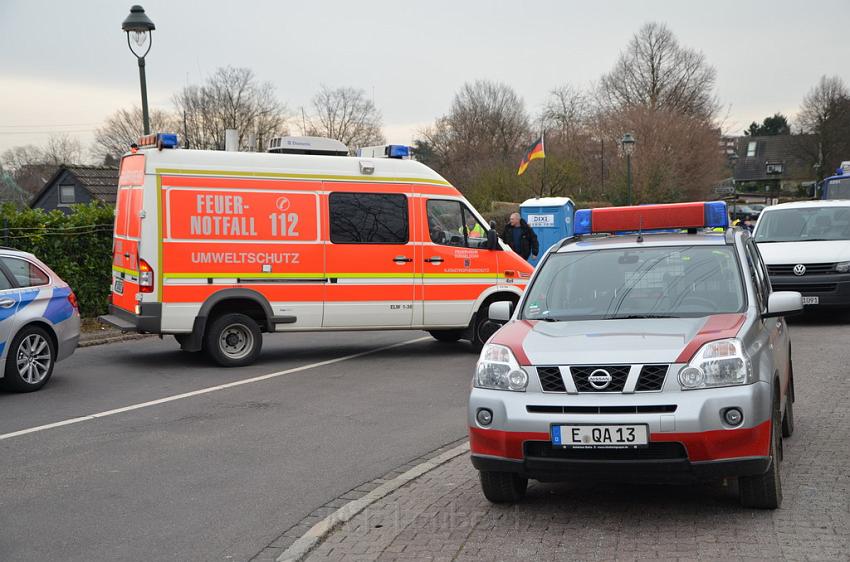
<box><xmin>100</xmin><ymin>134</ymin><xmax>533</xmax><ymax>366</ymax></box>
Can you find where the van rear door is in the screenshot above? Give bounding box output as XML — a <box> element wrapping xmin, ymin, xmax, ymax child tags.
<box><xmin>111</xmin><ymin>154</ymin><xmax>145</xmax><ymax>313</ymax></box>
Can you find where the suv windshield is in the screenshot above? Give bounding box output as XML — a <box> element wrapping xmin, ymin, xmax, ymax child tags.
<box><xmin>521</xmin><ymin>245</ymin><xmax>745</xmax><ymax>321</ymax></box>
<box><xmin>754</xmin><ymin>206</ymin><xmax>850</xmax><ymax>242</ymax></box>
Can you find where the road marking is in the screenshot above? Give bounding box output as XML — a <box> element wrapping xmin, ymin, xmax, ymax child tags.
<box><xmin>0</xmin><ymin>336</ymin><xmax>431</xmax><ymax>442</ymax></box>
<box><xmin>276</xmin><ymin>441</ymin><xmax>470</xmax><ymax>562</ymax></box>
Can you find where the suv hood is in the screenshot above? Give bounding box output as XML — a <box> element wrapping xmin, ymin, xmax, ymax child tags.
<box><xmin>507</xmin><ymin>315</ymin><xmax>746</xmax><ymax>365</ymax></box>
<box><xmin>757</xmin><ymin>240</ymin><xmax>850</xmax><ymax>264</ymax></box>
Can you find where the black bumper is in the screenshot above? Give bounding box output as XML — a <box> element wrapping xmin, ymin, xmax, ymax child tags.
<box><xmin>769</xmin><ymin>273</ymin><xmax>850</xmax><ymax>307</ymax></box>
<box><xmin>99</xmin><ymin>303</ymin><xmax>162</xmax><ymax>333</ymax></box>
<box><xmin>470</xmin><ymin>453</ymin><xmax>771</xmax><ymax>483</ymax></box>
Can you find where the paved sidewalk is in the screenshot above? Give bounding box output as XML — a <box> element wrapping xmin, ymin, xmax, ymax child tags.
<box><xmin>305</xmin><ymin>447</ymin><xmax>850</xmax><ymax>561</ymax></box>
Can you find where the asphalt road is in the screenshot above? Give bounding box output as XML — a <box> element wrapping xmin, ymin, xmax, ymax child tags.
<box><xmin>0</xmin><ymin>330</ymin><xmax>477</xmax><ymax>562</ymax></box>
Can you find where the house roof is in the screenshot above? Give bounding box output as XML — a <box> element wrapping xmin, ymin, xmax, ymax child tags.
<box><xmin>732</xmin><ymin>134</ymin><xmax>817</xmax><ymax>183</ymax></box>
<box><xmin>30</xmin><ymin>165</ymin><xmax>119</xmax><ymax>207</ymax></box>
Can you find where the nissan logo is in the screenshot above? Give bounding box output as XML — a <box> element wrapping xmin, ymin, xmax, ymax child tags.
<box><xmin>587</xmin><ymin>369</ymin><xmax>613</xmax><ymax>390</ymax></box>
<box><xmin>793</xmin><ymin>264</ymin><xmax>806</xmax><ymax>276</ymax></box>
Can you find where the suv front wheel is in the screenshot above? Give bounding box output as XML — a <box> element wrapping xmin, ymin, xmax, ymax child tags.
<box><xmin>479</xmin><ymin>470</ymin><xmax>528</xmax><ymax>503</ymax></box>
<box><xmin>738</xmin><ymin>395</ymin><xmax>783</xmax><ymax>509</ymax></box>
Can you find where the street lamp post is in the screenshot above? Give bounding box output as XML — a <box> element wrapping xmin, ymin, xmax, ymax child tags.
<box><xmin>122</xmin><ymin>5</ymin><xmax>156</xmax><ymax>135</ymax></box>
<box><xmin>621</xmin><ymin>133</ymin><xmax>636</xmax><ymax>205</ymax></box>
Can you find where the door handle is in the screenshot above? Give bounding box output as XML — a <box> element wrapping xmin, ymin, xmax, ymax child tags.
<box><xmin>0</xmin><ymin>298</ymin><xmax>16</xmax><ymax>309</ymax></box>
<box><xmin>393</xmin><ymin>256</ymin><xmax>413</xmax><ymax>263</ymax></box>
<box><xmin>424</xmin><ymin>256</ymin><xmax>444</xmax><ymax>264</ymax></box>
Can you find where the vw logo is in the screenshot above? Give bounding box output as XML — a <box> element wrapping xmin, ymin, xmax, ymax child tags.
<box><xmin>587</xmin><ymin>369</ymin><xmax>613</xmax><ymax>390</ymax></box>
<box><xmin>793</xmin><ymin>264</ymin><xmax>806</xmax><ymax>276</ymax></box>
<box><xmin>275</xmin><ymin>196</ymin><xmax>291</xmax><ymax>212</ymax></box>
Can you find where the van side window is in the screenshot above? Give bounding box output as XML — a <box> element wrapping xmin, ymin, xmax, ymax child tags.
<box><xmin>329</xmin><ymin>193</ymin><xmax>409</xmax><ymax>244</ymax></box>
<box><xmin>427</xmin><ymin>200</ymin><xmax>487</xmax><ymax>249</ymax></box>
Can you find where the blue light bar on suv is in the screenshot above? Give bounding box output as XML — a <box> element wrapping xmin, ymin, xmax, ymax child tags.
<box><xmin>574</xmin><ymin>201</ymin><xmax>729</xmax><ymax>235</ymax></box>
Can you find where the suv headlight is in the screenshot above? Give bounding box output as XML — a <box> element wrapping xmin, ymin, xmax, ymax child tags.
<box><xmin>678</xmin><ymin>338</ymin><xmax>753</xmax><ymax>390</ymax></box>
<box><xmin>836</xmin><ymin>261</ymin><xmax>850</xmax><ymax>273</ymax></box>
<box><xmin>474</xmin><ymin>344</ymin><xmax>529</xmax><ymax>392</ymax></box>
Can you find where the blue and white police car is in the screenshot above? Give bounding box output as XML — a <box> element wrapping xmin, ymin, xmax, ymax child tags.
<box><xmin>0</xmin><ymin>248</ymin><xmax>80</xmax><ymax>392</ymax></box>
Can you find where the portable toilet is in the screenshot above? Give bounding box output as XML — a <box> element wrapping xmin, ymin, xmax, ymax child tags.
<box><xmin>520</xmin><ymin>197</ymin><xmax>575</xmax><ymax>266</ymax></box>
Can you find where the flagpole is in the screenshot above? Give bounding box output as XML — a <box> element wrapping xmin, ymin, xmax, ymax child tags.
<box><xmin>540</xmin><ymin>130</ymin><xmax>547</xmax><ymax>197</ymax></box>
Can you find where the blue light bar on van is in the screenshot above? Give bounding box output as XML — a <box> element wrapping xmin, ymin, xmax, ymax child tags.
<box><xmin>386</xmin><ymin>145</ymin><xmax>410</xmax><ymax>159</ymax></box>
<box><xmin>137</xmin><ymin>133</ymin><xmax>179</xmax><ymax>150</ymax></box>
<box><xmin>573</xmin><ymin>201</ymin><xmax>729</xmax><ymax>235</ymax></box>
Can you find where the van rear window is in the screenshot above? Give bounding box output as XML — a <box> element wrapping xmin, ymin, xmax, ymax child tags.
<box><xmin>329</xmin><ymin>193</ymin><xmax>408</xmax><ymax>244</ymax></box>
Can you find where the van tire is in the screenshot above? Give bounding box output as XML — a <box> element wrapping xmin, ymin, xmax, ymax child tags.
<box><xmin>428</xmin><ymin>330</ymin><xmax>463</xmax><ymax>343</ymax></box>
<box><xmin>2</xmin><ymin>325</ymin><xmax>56</xmax><ymax>392</ymax></box>
<box><xmin>738</xmin><ymin>395</ymin><xmax>783</xmax><ymax>509</ymax></box>
<box><xmin>479</xmin><ymin>470</ymin><xmax>527</xmax><ymax>503</ymax></box>
<box><xmin>205</xmin><ymin>313</ymin><xmax>262</xmax><ymax>367</ymax></box>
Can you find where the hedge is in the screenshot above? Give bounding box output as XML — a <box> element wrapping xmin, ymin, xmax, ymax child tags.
<box><xmin>0</xmin><ymin>203</ymin><xmax>114</xmax><ymax>317</ymax></box>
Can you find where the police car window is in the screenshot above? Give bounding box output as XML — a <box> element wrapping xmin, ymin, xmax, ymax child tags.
<box><xmin>0</xmin><ymin>269</ymin><xmax>12</xmax><ymax>291</ymax></box>
<box><xmin>521</xmin><ymin>246</ymin><xmax>745</xmax><ymax>321</ymax></box>
<box><xmin>329</xmin><ymin>193</ymin><xmax>408</xmax><ymax>244</ymax></box>
<box><xmin>427</xmin><ymin>200</ymin><xmax>487</xmax><ymax>248</ymax></box>
<box><xmin>743</xmin><ymin>244</ymin><xmax>765</xmax><ymax>311</ymax></box>
<box><xmin>0</xmin><ymin>257</ymin><xmax>49</xmax><ymax>287</ymax></box>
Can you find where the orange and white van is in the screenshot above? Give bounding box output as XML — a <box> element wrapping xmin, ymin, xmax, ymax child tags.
<box><xmin>100</xmin><ymin>135</ymin><xmax>534</xmax><ymax>366</ymax></box>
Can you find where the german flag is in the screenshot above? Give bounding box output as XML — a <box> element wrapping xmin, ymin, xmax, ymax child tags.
<box><xmin>517</xmin><ymin>135</ymin><xmax>545</xmax><ymax>176</ymax></box>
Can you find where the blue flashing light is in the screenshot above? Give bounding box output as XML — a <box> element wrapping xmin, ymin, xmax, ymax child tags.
<box><xmin>574</xmin><ymin>209</ymin><xmax>592</xmax><ymax>235</ymax></box>
<box><xmin>158</xmin><ymin>133</ymin><xmax>179</xmax><ymax>149</ymax></box>
<box><xmin>703</xmin><ymin>201</ymin><xmax>729</xmax><ymax>229</ymax></box>
<box><xmin>387</xmin><ymin>145</ymin><xmax>410</xmax><ymax>158</ymax></box>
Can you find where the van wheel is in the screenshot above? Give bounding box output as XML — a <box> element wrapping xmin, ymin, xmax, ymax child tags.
<box><xmin>479</xmin><ymin>470</ymin><xmax>527</xmax><ymax>503</ymax></box>
<box><xmin>428</xmin><ymin>330</ymin><xmax>463</xmax><ymax>343</ymax></box>
<box><xmin>739</xmin><ymin>395</ymin><xmax>783</xmax><ymax>509</ymax></box>
<box><xmin>205</xmin><ymin>313</ymin><xmax>262</xmax><ymax>367</ymax></box>
<box><xmin>2</xmin><ymin>326</ymin><xmax>56</xmax><ymax>392</ymax></box>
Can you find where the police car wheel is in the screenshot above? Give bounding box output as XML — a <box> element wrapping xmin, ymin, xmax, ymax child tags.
<box><xmin>428</xmin><ymin>330</ymin><xmax>463</xmax><ymax>343</ymax></box>
<box><xmin>479</xmin><ymin>470</ymin><xmax>527</xmax><ymax>503</ymax></box>
<box><xmin>205</xmin><ymin>313</ymin><xmax>262</xmax><ymax>367</ymax></box>
<box><xmin>738</xmin><ymin>396</ymin><xmax>782</xmax><ymax>509</ymax></box>
<box><xmin>2</xmin><ymin>326</ymin><xmax>55</xmax><ymax>392</ymax></box>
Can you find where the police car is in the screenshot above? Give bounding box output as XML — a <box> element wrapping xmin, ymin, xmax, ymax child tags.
<box><xmin>468</xmin><ymin>202</ymin><xmax>802</xmax><ymax>509</ymax></box>
<box><xmin>0</xmin><ymin>248</ymin><xmax>80</xmax><ymax>392</ymax></box>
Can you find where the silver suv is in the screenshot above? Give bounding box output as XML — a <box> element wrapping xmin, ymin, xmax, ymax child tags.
<box><xmin>0</xmin><ymin>249</ymin><xmax>80</xmax><ymax>392</ymax></box>
<box><xmin>468</xmin><ymin>202</ymin><xmax>802</xmax><ymax>509</ymax></box>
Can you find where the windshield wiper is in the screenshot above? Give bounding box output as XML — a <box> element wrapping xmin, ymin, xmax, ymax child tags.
<box><xmin>604</xmin><ymin>314</ymin><xmax>679</xmax><ymax>319</ymax></box>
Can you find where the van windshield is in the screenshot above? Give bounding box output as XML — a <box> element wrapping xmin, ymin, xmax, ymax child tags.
<box><xmin>754</xmin><ymin>207</ymin><xmax>850</xmax><ymax>242</ymax></box>
<box><xmin>521</xmin><ymin>246</ymin><xmax>745</xmax><ymax>321</ymax></box>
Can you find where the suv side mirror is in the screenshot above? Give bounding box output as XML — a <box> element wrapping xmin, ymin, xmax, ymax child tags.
<box><xmin>486</xmin><ymin>228</ymin><xmax>502</xmax><ymax>251</ymax></box>
<box><xmin>763</xmin><ymin>291</ymin><xmax>803</xmax><ymax>318</ymax></box>
<box><xmin>489</xmin><ymin>301</ymin><xmax>513</xmax><ymax>322</ymax></box>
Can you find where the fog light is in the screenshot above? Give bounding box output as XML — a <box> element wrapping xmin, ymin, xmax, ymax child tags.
<box><xmin>723</xmin><ymin>407</ymin><xmax>743</xmax><ymax>426</ymax></box>
<box><xmin>476</xmin><ymin>408</ymin><xmax>493</xmax><ymax>426</ymax></box>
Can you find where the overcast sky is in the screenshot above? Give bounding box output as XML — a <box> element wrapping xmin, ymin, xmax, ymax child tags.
<box><xmin>1</xmin><ymin>0</ymin><xmax>848</xmax><ymax>157</ymax></box>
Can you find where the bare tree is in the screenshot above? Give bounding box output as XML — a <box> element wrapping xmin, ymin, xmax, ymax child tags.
<box><xmin>93</xmin><ymin>106</ymin><xmax>176</xmax><ymax>160</ymax></box>
<box><xmin>173</xmin><ymin>66</ymin><xmax>289</xmax><ymax>151</ymax></box>
<box><xmin>600</xmin><ymin>22</ymin><xmax>718</xmax><ymax>119</ymax></box>
<box><xmin>416</xmin><ymin>81</ymin><xmax>530</xmax><ymax>206</ymax></box>
<box><xmin>42</xmin><ymin>134</ymin><xmax>83</xmax><ymax>165</ymax></box>
<box><xmin>306</xmin><ymin>86</ymin><xmax>384</xmax><ymax>149</ymax></box>
<box><xmin>797</xmin><ymin>75</ymin><xmax>850</xmax><ymax>179</ymax></box>
<box><xmin>542</xmin><ymin>84</ymin><xmax>591</xmax><ymax>135</ymax></box>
